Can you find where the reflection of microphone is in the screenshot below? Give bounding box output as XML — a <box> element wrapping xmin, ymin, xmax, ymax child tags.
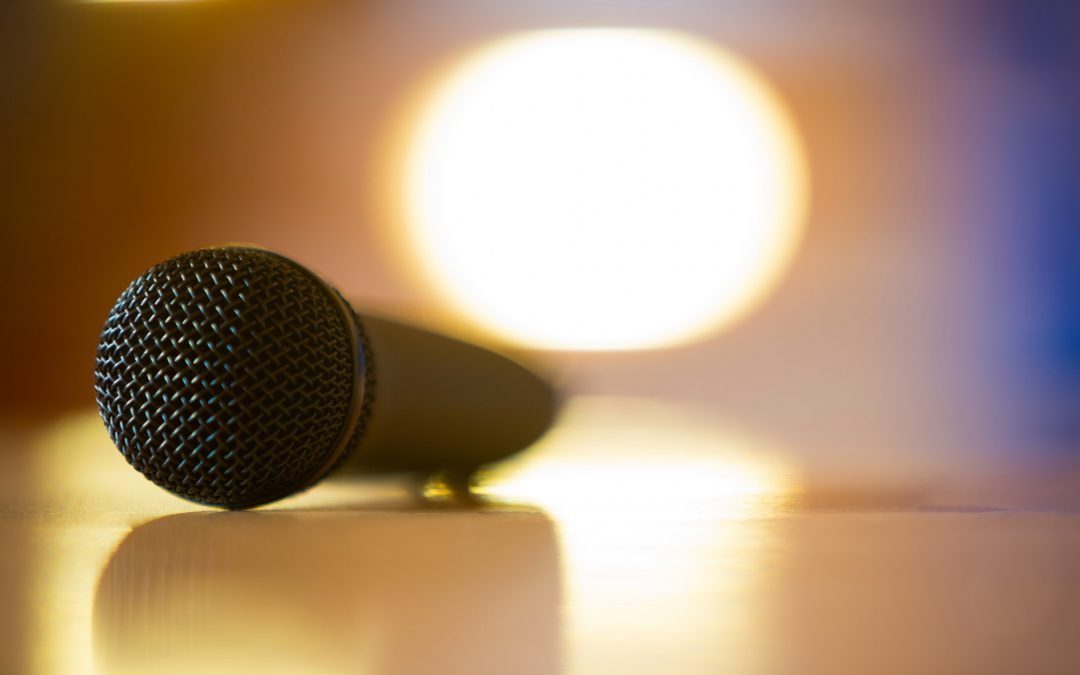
<box><xmin>95</xmin><ymin>246</ymin><xmax>556</xmax><ymax>509</ymax></box>
<box><xmin>94</xmin><ymin>509</ymin><xmax>560</xmax><ymax>675</ymax></box>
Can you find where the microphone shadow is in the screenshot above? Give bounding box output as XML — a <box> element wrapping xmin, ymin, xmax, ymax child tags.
<box><xmin>93</xmin><ymin>506</ymin><xmax>561</xmax><ymax>675</ymax></box>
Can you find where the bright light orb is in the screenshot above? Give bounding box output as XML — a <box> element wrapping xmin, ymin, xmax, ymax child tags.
<box><xmin>402</xmin><ymin>30</ymin><xmax>808</xmax><ymax>350</ymax></box>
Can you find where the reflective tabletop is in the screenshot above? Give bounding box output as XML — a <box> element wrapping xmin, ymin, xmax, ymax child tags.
<box><xmin>2</xmin><ymin>397</ymin><xmax>1079</xmax><ymax>675</ymax></box>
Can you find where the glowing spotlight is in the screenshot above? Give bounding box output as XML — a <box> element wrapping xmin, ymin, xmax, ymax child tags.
<box><xmin>401</xmin><ymin>29</ymin><xmax>808</xmax><ymax>350</ymax></box>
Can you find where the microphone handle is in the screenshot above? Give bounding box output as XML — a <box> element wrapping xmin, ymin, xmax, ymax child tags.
<box><xmin>339</xmin><ymin>315</ymin><xmax>557</xmax><ymax>475</ymax></box>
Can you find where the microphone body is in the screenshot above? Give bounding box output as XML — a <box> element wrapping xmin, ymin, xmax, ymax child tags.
<box><xmin>94</xmin><ymin>246</ymin><xmax>555</xmax><ymax>509</ymax></box>
<box><xmin>344</xmin><ymin>313</ymin><xmax>555</xmax><ymax>474</ymax></box>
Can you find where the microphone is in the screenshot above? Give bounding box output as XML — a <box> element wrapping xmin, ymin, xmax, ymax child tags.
<box><xmin>94</xmin><ymin>246</ymin><xmax>556</xmax><ymax>509</ymax></box>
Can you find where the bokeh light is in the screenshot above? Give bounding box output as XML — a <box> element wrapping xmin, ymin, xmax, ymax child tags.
<box><xmin>402</xmin><ymin>29</ymin><xmax>808</xmax><ymax>350</ymax></box>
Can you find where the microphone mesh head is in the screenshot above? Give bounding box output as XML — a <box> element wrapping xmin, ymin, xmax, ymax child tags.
<box><xmin>94</xmin><ymin>247</ymin><xmax>366</xmax><ymax>508</ymax></box>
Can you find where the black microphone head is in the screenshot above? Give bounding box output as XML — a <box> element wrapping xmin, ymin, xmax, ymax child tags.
<box><xmin>94</xmin><ymin>246</ymin><xmax>371</xmax><ymax>509</ymax></box>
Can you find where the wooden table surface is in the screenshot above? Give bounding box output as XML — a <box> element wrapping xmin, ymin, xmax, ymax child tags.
<box><xmin>2</xmin><ymin>397</ymin><xmax>1078</xmax><ymax>675</ymax></box>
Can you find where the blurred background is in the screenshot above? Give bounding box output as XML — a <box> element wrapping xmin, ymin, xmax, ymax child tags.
<box><xmin>2</xmin><ymin>0</ymin><xmax>1077</xmax><ymax>474</ymax></box>
<box><xmin>2</xmin><ymin>2</ymin><xmax>1080</xmax><ymax>674</ymax></box>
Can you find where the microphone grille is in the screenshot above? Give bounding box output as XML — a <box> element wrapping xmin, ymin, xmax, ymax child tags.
<box><xmin>94</xmin><ymin>247</ymin><xmax>362</xmax><ymax>508</ymax></box>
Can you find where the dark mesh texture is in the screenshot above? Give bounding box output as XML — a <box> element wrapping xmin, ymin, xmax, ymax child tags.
<box><xmin>94</xmin><ymin>247</ymin><xmax>358</xmax><ymax>508</ymax></box>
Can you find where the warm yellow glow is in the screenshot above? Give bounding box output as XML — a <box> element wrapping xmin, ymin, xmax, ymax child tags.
<box><xmin>402</xmin><ymin>29</ymin><xmax>808</xmax><ymax>350</ymax></box>
<box><xmin>479</xmin><ymin>396</ymin><xmax>791</xmax><ymax>518</ymax></box>
<box><xmin>479</xmin><ymin>397</ymin><xmax>792</xmax><ymax>674</ymax></box>
<box><xmin>28</xmin><ymin>413</ymin><xmax>198</xmax><ymax>675</ymax></box>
